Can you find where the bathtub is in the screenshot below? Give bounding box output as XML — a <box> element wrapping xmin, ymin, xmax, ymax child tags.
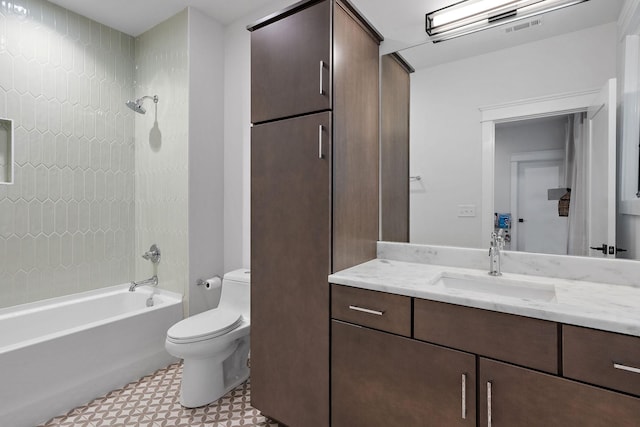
<box><xmin>0</xmin><ymin>284</ymin><xmax>183</xmax><ymax>427</ymax></box>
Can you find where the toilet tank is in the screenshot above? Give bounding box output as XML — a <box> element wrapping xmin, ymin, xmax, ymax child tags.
<box><xmin>220</xmin><ymin>269</ymin><xmax>251</xmax><ymax>320</ymax></box>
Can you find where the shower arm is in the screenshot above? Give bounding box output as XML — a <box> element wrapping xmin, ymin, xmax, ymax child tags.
<box><xmin>139</xmin><ymin>95</ymin><xmax>159</xmax><ymax>104</ymax></box>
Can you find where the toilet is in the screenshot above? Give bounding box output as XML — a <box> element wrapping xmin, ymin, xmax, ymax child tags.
<box><xmin>165</xmin><ymin>269</ymin><xmax>251</xmax><ymax>408</ymax></box>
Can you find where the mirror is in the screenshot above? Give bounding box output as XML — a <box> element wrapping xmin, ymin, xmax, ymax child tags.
<box><xmin>378</xmin><ymin>0</ymin><xmax>637</xmax><ymax>259</ymax></box>
<box><xmin>0</xmin><ymin>118</ymin><xmax>14</xmax><ymax>184</ymax></box>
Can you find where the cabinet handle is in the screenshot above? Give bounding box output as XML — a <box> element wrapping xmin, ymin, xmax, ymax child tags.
<box><xmin>614</xmin><ymin>362</ymin><xmax>640</xmax><ymax>374</ymax></box>
<box><xmin>348</xmin><ymin>305</ymin><xmax>384</xmax><ymax>316</ymax></box>
<box><xmin>318</xmin><ymin>125</ymin><xmax>324</xmax><ymax>159</ymax></box>
<box><xmin>487</xmin><ymin>381</ymin><xmax>493</xmax><ymax>427</ymax></box>
<box><xmin>319</xmin><ymin>60</ymin><xmax>325</xmax><ymax>95</ymax></box>
<box><xmin>461</xmin><ymin>373</ymin><xmax>467</xmax><ymax>420</ymax></box>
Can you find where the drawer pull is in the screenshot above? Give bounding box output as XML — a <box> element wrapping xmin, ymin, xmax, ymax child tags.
<box><xmin>613</xmin><ymin>362</ymin><xmax>640</xmax><ymax>374</ymax></box>
<box><xmin>487</xmin><ymin>381</ymin><xmax>493</xmax><ymax>427</ymax></box>
<box><xmin>348</xmin><ymin>305</ymin><xmax>384</xmax><ymax>316</ymax></box>
<box><xmin>461</xmin><ymin>373</ymin><xmax>467</xmax><ymax>420</ymax></box>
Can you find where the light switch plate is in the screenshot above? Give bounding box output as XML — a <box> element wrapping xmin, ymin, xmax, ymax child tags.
<box><xmin>457</xmin><ymin>204</ymin><xmax>476</xmax><ymax>217</ymax></box>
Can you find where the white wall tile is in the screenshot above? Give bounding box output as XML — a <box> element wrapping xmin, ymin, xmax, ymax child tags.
<box><xmin>0</xmin><ymin>53</ymin><xmax>14</xmax><ymax>91</ymax></box>
<box><xmin>42</xmin><ymin>200</ymin><xmax>54</xmax><ymax>235</ymax></box>
<box><xmin>0</xmin><ymin>0</ymin><xmax>135</xmax><ymax>308</ymax></box>
<box><xmin>20</xmin><ymin>93</ymin><xmax>35</xmax><ymax>130</ymax></box>
<box><xmin>21</xmin><ymin>163</ymin><xmax>35</xmax><ymax>201</ymax></box>
<box><xmin>13</xmin><ymin>56</ymin><xmax>28</xmax><ymax>94</ymax></box>
<box><xmin>28</xmin><ymin>199</ymin><xmax>42</xmax><ymax>235</ymax></box>
<box><xmin>134</xmin><ymin>9</ymin><xmax>189</xmax><ymax>299</ymax></box>
<box><xmin>20</xmin><ymin>235</ymin><xmax>35</xmax><ymax>271</ymax></box>
<box><xmin>14</xmin><ymin>199</ymin><xmax>28</xmax><ymax>236</ymax></box>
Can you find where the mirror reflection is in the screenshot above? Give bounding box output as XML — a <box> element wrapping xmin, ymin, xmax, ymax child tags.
<box><xmin>379</xmin><ymin>0</ymin><xmax>637</xmax><ymax>259</ymax></box>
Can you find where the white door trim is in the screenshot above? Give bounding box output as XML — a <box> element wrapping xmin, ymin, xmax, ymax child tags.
<box><xmin>509</xmin><ymin>150</ymin><xmax>565</xmax><ymax>251</ymax></box>
<box><xmin>479</xmin><ymin>90</ymin><xmax>595</xmax><ymax>244</ymax></box>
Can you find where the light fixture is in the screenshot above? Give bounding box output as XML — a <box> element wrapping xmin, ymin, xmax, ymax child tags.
<box><xmin>426</xmin><ymin>0</ymin><xmax>589</xmax><ymax>42</ymax></box>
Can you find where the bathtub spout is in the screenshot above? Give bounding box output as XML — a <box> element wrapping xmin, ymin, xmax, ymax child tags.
<box><xmin>129</xmin><ymin>275</ymin><xmax>158</xmax><ymax>292</ymax></box>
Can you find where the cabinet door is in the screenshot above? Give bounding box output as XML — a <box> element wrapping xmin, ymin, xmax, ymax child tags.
<box><xmin>479</xmin><ymin>358</ymin><xmax>640</xmax><ymax>427</ymax></box>
<box><xmin>332</xmin><ymin>320</ymin><xmax>476</xmax><ymax>427</ymax></box>
<box><xmin>251</xmin><ymin>112</ymin><xmax>331</xmax><ymax>427</ymax></box>
<box><xmin>250</xmin><ymin>0</ymin><xmax>331</xmax><ymax>123</ymax></box>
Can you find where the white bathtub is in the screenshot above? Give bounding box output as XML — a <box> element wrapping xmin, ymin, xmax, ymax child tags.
<box><xmin>0</xmin><ymin>284</ymin><xmax>183</xmax><ymax>427</ymax></box>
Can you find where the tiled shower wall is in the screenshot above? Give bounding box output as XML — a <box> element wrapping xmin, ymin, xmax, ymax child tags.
<box><xmin>134</xmin><ymin>11</ymin><xmax>189</xmax><ymax>298</ymax></box>
<box><xmin>0</xmin><ymin>0</ymin><xmax>136</xmax><ymax>308</ymax></box>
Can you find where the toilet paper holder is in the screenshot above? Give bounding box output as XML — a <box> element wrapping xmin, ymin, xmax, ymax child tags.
<box><xmin>196</xmin><ymin>276</ymin><xmax>222</xmax><ymax>289</ymax></box>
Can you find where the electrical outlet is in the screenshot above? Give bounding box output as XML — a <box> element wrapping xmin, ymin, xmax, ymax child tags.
<box><xmin>457</xmin><ymin>204</ymin><xmax>476</xmax><ymax>217</ymax></box>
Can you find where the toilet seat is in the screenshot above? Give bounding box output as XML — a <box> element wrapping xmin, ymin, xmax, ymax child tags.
<box><xmin>167</xmin><ymin>308</ymin><xmax>243</xmax><ymax>344</ymax></box>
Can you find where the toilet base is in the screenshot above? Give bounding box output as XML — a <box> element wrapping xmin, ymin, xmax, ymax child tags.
<box><xmin>178</xmin><ymin>336</ymin><xmax>250</xmax><ymax>408</ymax></box>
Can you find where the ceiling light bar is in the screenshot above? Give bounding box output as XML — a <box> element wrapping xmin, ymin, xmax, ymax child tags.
<box><xmin>426</xmin><ymin>0</ymin><xmax>589</xmax><ymax>43</ymax></box>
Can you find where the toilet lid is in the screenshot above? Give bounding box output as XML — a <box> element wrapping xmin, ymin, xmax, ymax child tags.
<box><xmin>167</xmin><ymin>308</ymin><xmax>243</xmax><ymax>343</ymax></box>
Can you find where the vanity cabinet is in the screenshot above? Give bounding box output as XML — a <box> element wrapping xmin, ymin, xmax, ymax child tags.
<box><xmin>479</xmin><ymin>358</ymin><xmax>640</xmax><ymax>427</ymax></box>
<box><xmin>331</xmin><ymin>284</ymin><xmax>640</xmax><ymax>426</ymax></box>
<box><xmin>332</xmin><ymin>320</ymin><xmax>476</xmax><ymax>427</ymax></box>
<box><xmin>249</xmin><ymin>1</ymin><xmax>382</xmax><ymax>426</ymax></box>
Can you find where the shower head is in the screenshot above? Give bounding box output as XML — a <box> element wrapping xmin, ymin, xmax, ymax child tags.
<box><xmin>126</xmin><ymin>99</ymin><xmax>146</xmax><ymax>114</ymax></box>
<box><xmin>126</xmin><ymin>95</ymin><xmax>158</xmax><ymax>114</ymax></box>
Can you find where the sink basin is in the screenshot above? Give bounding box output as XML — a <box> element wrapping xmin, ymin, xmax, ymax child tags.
<box><xmin>434</xmin><ymin>273</ymin><xmax>557</xmax><ymax>302</ymax></box>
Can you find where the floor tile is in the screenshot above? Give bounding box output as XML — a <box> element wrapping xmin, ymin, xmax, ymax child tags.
<box><xmin>39</xmin><ymin>363</ymin><xmax>278</xmax><ymax>427</ymax></box>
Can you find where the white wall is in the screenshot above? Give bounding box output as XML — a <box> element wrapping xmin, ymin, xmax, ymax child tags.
<box><xmin>187</xmin><ymin>8</ymin><xmax>225</xmax><ymax>315</ymax></box>
<box><xmin>409</xmin><ymin>22</ymin><xmax>617</xmax><ymax>248</ymax></box>
<box><xmin>494</xmin><ymin>117</ymin><xmax>567</xmax><ymax>213</ymax></box>
<box><xmin>222</xmin><ymin>0</ymin><xmax>291</xmax><ymax>271</ymax></box>
<box><xmin>134</xmin><ymin>10</ymin><xmax>189</xmax><ymax>298</ymax></box>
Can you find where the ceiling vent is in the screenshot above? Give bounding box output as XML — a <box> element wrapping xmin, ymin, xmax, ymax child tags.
<box><xmin>505</xmin><ymin>19</ymin><xmax>542</xmax><ymax>33</ymax></box>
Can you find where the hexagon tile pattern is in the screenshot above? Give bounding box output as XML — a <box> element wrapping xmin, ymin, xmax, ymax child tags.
<box><xmin>133</xmin><ymin>10</ymin><xmax>189</xmax><ymax>298</ymax></box>
<box><xmin>0</xmin><ymin>0</ymin><xmax>136</xmax><ymax>308</ymax></box>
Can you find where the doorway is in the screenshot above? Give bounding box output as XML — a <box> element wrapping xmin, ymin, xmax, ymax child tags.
<box><xmin>481</xmin><ymin>81</ymin><xmax>617</xmax><ymax>258</ymax></box>
<box><xmin>494</xmin><ymin>116</ymin><xmax>570</xmax><ymax>254</ymax></box>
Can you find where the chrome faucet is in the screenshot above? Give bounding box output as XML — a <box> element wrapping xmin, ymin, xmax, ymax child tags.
<box><xmin>129</xmin><ymin>275</ymin><xmax>158</xmax><ymax>292</ymax></box>
<box><xmin>489</xmin><ymin>231</ymin><xmax>504</xmax><ymax>276</ymax></box>
<box><xmin>130</xmin><ymin>244</ymin><xmax>161</xmax><ymax>292</ymax></box>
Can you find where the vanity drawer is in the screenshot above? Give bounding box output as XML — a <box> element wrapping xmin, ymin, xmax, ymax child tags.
<box><xmin>563</xmin><ymin>325</ymin><xmax>640</xmax><ymax>397</ymax></box>
<box><xmin>331</xmin><ymin>285</ymin><xmax>411</xmax><ymax>337</ymax></box>
<box><xmin>414</xmin><ymin>299</ymin><xmax>559</xmax><ymax>374</ymax></box>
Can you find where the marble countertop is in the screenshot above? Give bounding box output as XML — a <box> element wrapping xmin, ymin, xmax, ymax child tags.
<box><xmin>329</xmin><ymin>258</ymin><xmax>640</xmax><ymax>337</ymax></box>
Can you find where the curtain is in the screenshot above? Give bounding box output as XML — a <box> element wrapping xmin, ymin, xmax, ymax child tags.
<box><xmin>567</xmin><ymin>112</ymin><xmax>588</xmax><ymax>256</ymax></box>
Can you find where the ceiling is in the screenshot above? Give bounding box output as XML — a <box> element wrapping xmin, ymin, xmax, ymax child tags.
<box><xmin>46</xmin><ymin>0</ymin><xmax>624</xmax><ymax>69</ymax></box>
<box><xmin>45</xmin><ymin>0</ymin><xmax>282</xmax><ymax>36</ymax></box>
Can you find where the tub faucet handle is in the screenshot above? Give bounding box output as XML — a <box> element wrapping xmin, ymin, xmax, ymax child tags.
<box><xmin>142</xmin><ymin>244</ymin><xmax>161</xmax><ymax>264</ymax></box>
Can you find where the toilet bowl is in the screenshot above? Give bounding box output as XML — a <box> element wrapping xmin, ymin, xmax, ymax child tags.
<box><xmin>165</xmin><ymin>269</ymin><xmax>250</xmax><ymax>408</ymax></box>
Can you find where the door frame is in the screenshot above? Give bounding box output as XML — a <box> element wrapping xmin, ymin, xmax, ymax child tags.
<box><xmin>479</xmin><ymin>89</ymin><xmax>598</xmax><ymax>244</ymax></box>
<box><xmin>510</xmin><ymin>149</ymin><xmax>565</xmax><ymax>251</ymax></box>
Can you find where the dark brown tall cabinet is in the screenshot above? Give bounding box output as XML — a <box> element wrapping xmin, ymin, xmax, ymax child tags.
<box><xmin>248</xmin><ymin>1</ymin><xmax>382</xmax><ymax>426</ymax></box>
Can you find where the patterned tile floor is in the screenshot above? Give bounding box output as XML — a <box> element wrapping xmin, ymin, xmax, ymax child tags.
<box><xmin>39</xmin><ymin>363</ymin><xmax>278</xmax><ymax>427</ymax></box>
